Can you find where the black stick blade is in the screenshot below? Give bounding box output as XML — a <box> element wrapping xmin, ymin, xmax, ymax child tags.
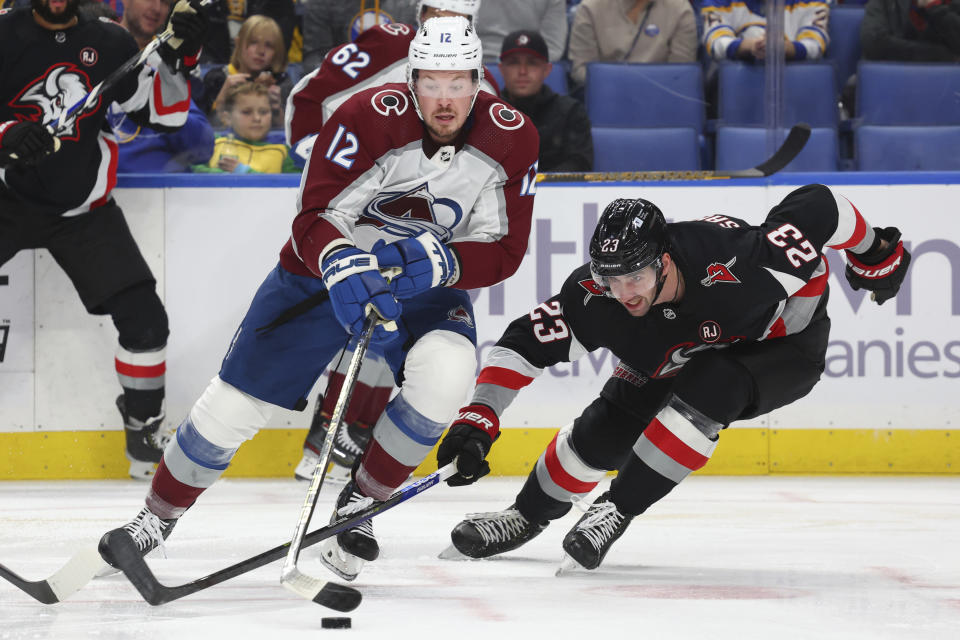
<box><xmin>314</xmin><ymin>582</ymin><xmax>362</xmax><ymax>612</ymax></box>
<box><xmin>752</xmin><ymin>123</ymin><xmax>812</xmax><ymax>176</ymax></box>
<box><xmin>0</xmin><ymin>564</ymin><xmax>58</xmax><ymax>604</ymax></box>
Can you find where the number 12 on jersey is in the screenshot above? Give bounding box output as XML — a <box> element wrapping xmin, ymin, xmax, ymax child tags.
<box><xmin>325</xmin><ymin>124</ymin><xmax>359</xmax><ymax>169</ymax></box>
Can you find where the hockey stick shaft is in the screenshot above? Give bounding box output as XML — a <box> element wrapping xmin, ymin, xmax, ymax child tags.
<box><xmin>536</xmin><ymin>123</ymin><xmax>811</xmax><ymax>184</ymax></box>
<box><xmin>279</xmin><ymin>310</ymin><xmax>381</xmax><ymax>609</ymax></box>
<box><xmin>101</xmin><ymin>463</ymin><xmax>456</xmax><ymax>606</ymax></box>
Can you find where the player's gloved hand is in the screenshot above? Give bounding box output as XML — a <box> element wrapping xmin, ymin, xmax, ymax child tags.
<box><xmin>437</xmin><ymin>404</ymin><xmax>499</xmax><ymax>486</ymax></box>
<box><xmin>371</xmin><ymin>232</ymin><xmax>457</xmax><ymax>299</ymax></box>
<box><xmin>845</xmin><ymin>227</ymin><xmax>911</xmax><ymax>306</ymax></box>
<box><xmin>0</xmin><ymin>121</ymin><xmax>60</xmax><ymax>166</ymax></box>
<box><xmin>159</xmin><ymin>0</ymin><xmax>209</xmax><ymax>68</ymax></box>
<box><xmin>321</xmin><ymin>247</ymin><xmax>401</xmax><ymax>343</ymax></box>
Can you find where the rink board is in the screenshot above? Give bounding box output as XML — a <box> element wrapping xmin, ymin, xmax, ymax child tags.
<box><xmin>1</xmin><ymin>173</ymin><xmax>958</xmax><ymax>478</ymax></box>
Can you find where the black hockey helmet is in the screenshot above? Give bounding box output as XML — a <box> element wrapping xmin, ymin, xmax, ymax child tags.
<box><xmin>589</xmin><ymin>198</ymin><xmax>670</xmax><ymax>297</ymax></box>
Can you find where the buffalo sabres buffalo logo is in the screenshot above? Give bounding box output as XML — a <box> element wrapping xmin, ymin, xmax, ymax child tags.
<box><xmin>10</xmin><ymin>64</ymin><xmax>95</xmax><ymax>140</ymax></box>
<box><xmin>700</xmin><ymin>256</ymin><xmax>741</xmax><ymax>287</ymax></box>
<box><xmin>655</xmin><ymin>336</ymin><xmax>743</xmax><ymax>377</ymax></box>
<box><xmin>356</xmin><ymin>183</ymin><xmax>463</xmax><ymax>240</ymax></box>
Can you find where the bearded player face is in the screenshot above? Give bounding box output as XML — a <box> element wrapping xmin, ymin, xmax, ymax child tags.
<box><xmin>32</xmin><ymin>0</ymin><xmax>80</xmax><ymax>24</ymax></box>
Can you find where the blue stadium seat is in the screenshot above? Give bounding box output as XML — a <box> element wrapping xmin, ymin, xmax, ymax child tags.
<box><xmin>855</xmin><ymin>125</ymin><xmax>960</xmax><ymax>170</ymax></box>
<box><xmin>592</xmin><ymin>127</ymin><xmax>700</xmax><ymax>171</ymax></box>
<box><xmin>826</xmin><ymin>7</ymin><xmax>864</xmax><ymax>91</ymax></box>
<box><xmin>484</xmin><ymin>64</ymin><xmax>569</xmax><ymax>96</ymax></box>
<box><xmin>715</xmin><ymin>126</ymin><xmax>839</xmax><ymax>171</ymax></box>
<box><xmin>717</xmin><ymin>62</ymin><xmax>838</xmax><ymax>127</ymax></box>
<box><xmin>586</xmin><ymin>63</ymin><xmax>705</xmax><ymax>132</ymax></box>
<box><xmin>857</xmin><ymin>62</ymin><xmax>960</xmax><ymax>125</ymax></box>
<box><xmin>285</xmin><ymin>63</ymin><xmax>304</xmax><ymax>86</ymax></box>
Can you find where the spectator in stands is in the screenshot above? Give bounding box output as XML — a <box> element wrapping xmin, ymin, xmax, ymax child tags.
<box><xmin>301</xmin><ymin>0</ymin><xmax>418</xmax><ymax>74</ymax></box>
<box><xmin>120</xmin><ymin>0</ymin><xmax>172</xmax><ymax>49</ymax></box>
<box><xmin>499</xmin><ymin>30</ymin><xmax>592</xmax><ymax>171</ymax></box>
<box><xmin>701</xmin><ymin>0</ymin><xmax>830</xmax><ymax>62</ymax></box>
<box><xmin>861</xmin><ymin>0</ymin><xmax>960</xmax><ymax>61</ymax></box>
<box><xmin>476</xmin><ymin>0</ymin><xmax>568</xmax><ymax>62</ymax></box>
<box><xmin>567</xmin><ymin>0</ymin><xmax>697</xmax><ymax>91</ymax></box>
<box><xmin>200</xmin><ymin>0</ymin><xmax>296</xmax><ymax>65</ymax></box>
<box><xmin>201</xmin><ymin>15</ymin><xmax>293</xmax><ymax>128</ymax></box>
<box><xmin>193</xmin><ymin>82</ymin><xmax>300</xmax><ymax>173</ymax></box>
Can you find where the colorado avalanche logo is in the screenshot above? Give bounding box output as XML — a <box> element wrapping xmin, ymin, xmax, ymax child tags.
<box><xmin>700</xmin><ymin>256</ymin><xmax>741</xmax><ymax>287</ymax></box>
<box><xmin>356</xmin><ymin>183</ymin><xmax>463</xmax><ymax>240</ymax></box>
<box><xmin>10</xmin><ymin>64</ymin><xmax>95</xmax><ymax>140</ymax></box>
<box><xmin>371</xmin><ymin>89</ymin><xmax>408</xmax><ymax>116</ymax></box>
<box><xmin>489</xmin><ymin>103</ymin><xmax>524</xmax><ymax>130</ymax></box>
<box><xmin>447</xmin><ymin>305</ymin><xmax>474</xmax><ymax>328</ymax></box>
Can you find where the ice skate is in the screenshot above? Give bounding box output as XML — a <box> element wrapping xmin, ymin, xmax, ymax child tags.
<box><xmin>317</xmin><ymin>481</ymin><xmax>378</xmax><ymax>580</ymax></box>
<box><xmin>559</xmin><ymin>492</ymin><xmax>633</xmax><ymax>571</ymax></box>
<box><xmin>97</xmin><ymin>507</ymin><xmax>178</xmax><ymax>573</ymax></box>
<box><xmin>445</xmin><ymin>505</ymin><xmax>547</xmax><ymax>559</ymax></box>
<box><xmin>295</xmin><ymin>407</ymin><xmax>371</xmax><ymax>482</ymax></box>
<box><xmin>117</xmin><ymin>396</ymin><xmax>168</xmax><ymax>480</ymax></box>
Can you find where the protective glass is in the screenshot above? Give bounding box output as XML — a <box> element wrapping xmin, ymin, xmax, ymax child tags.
<box><xmin>592</xmin><ymin>264</ymin><xmax>658</xmax><ymax>297</ymax></box>
<box><xmin>413</xmin><ymin>73</ymin><xmax>478</xmax><ymax>99</ymax></box>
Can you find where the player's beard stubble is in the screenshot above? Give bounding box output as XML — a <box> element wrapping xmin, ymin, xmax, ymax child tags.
<box><xmin>32</xmin><ymin>0</ymin><xmax>80</xmax><ymax>24</ymax></box>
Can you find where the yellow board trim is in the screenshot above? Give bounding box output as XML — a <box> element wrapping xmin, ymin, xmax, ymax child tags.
<box><xmin>0</xmin><ymin>428</ymin><xmax>956</xmax><ymax>480</ymax></box>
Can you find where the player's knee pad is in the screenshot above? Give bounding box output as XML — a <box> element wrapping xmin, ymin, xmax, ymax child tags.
<box><xmin>672</xmin><ymin>349</ymin><xmax>753</xmax><ymax>426</ymax></box>
<box><xmin>400</xmin><ymin>330</ymin><xmax>476</xmax><ymax>423</ymax></box>
<box><xmin>102</xmin><ymin>282</ymin><xmax>169</xmax><ymax>351</ymax></box>
<box><xmin>188</xmin><ymin>376</ymin><xmax>275</xmax><ymax>448</ymax></box>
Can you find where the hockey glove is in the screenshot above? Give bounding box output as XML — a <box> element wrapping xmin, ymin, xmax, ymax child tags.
<box><xmin>0</xmin><ymin>121</ymin><xmax>60</xmax><ymax>166</ymax></box>
<box><xmin>437</xmin><ymin>404</ymin><xmax>499</xmax><ymax>486</ymax></box>
<box><xmin>845</xmin><ymin>227</ymin><xmax>911</xmax><ymax>306</ymax></box>
<box><xmin>371</xmin><ymin>233</ymin><xmax>458</xmax><ymax>299</ymax></box>
<box><xmin>321</xmin><ymin>247</ymin><xmax>401</xmax><ymax>343</ymax></box>
<box><xmin>159</xmin><ymin>0</ymin><xmax>209</xmax><ymax>68</ymax></box>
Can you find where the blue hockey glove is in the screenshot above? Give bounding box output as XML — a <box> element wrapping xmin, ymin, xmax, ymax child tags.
<box><xmin>371</xmin><ymin>233</ymin><xmax>457</xmax><ymax>299</ymax></box>
<box><xmin>321</xmin><ymin>247</ymin><xmax>401</xmax><ymax>342</ymax></box>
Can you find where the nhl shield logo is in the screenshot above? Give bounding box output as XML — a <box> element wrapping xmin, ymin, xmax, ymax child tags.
<box><xmin>700</xmin><ymin>256</ymin><xmax>741</xmax><ymax>287</ymax></box>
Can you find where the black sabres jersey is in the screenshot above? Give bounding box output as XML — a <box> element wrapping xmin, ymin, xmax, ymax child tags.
<box><xmin>0</xmin><ymin>8</ymin><xmax>190</xmax><ymax>214</ymax></box>
<box><xmin>473</xmin><ymin>184</ymin><xmax>874</xmax><ymax>412</ymax></box>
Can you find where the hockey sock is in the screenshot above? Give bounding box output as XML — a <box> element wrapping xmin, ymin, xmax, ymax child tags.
<box><xmin>116</xmin><ymin>345</ymin><xmax>165</xmax><ymax>422</ymax></box>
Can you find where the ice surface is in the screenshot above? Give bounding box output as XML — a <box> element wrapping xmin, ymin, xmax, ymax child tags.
<box><xmin>1</xmin><ymin>476</ymin><xmax>958</xmax><ymax>640</ymax></box>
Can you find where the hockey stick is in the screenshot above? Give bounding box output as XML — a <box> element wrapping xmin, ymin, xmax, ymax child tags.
<box><xmin>279</xmin><ymin>310</ymin><xmax>381</xmax><ymax>610</ymax></box>
<box><xmin>0</xmin><ymin>546</ymin><xmax>104</xmax><ymax>604</ymax></box>
<box><xmin>536</xmin><ymin>123</ymin><xmax>811</xmax><ymax>183</ymax></box>
<box><xmin>98</xmin><ymin>463</ymin><xmax>457</xmax><ymax>607</ymax></box>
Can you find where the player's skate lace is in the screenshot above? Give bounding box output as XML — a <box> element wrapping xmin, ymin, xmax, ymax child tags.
<box><xmin>335</xmin><ymin>425</ymin><xmax>365</xmax><ymax>459</ymax></box>
<box><xmin>122</xmin><ymin>508</ymin><xmax>172</xmax><ymax>558</ymax></box>
<box><xmin>464</xmin><ymin>508</ymin><xmax>532</xmax><ymax>545</ymax></box>
<box><xmin>570</xmin><ymin>499</ymin><xmax>626</xmax><ymax>551</ymax></box>
<box><xmin>337</xmin><ymin>489</ymin><xmax>375</xmax><ymax>539</ymax></box>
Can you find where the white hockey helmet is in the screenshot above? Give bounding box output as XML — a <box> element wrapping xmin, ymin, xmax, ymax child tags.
<box><xmin>416</xmin><ymin>0</ymin><xmax>481</xmax><ymax>24</ymax></box>
<box><xmin>407</xmin><ymin>17</ymin><xmax>484</xmax><ymax>117</ymax></box>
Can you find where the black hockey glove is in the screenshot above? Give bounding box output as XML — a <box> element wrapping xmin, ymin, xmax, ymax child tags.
<box><xmin>437</xmin><ymin>404</ymin><xmax>499</xmax><ymax>487</ymax></box>
<box><xmin>845</xmin><ymin>226</ymin><xmax>911</xmax><ymax>306</ymax></box>
<box><xmin>0</xmin><ymin>121</ymin><xmax>60</xmax><ymax>166</ymax></box>
<box><xmin>159</xmin><ymin>0</ymin><xmax>209</xmax><ymax>68</ymax></box>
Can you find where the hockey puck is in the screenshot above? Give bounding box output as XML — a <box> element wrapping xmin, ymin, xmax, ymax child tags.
<box><xmin>321</xmin><ymin>617</ymin><xmax>352</xmax><ymax>629</ymax></box>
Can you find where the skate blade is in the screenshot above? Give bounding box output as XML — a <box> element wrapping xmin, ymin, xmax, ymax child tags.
<box><xmin>437</xmin><ymin>544</ymin><xmax>471</xmax><ymax>561</ymax></box>
<box><xmin>555</xmin><ymin>554</ymin><xmax>582</xmax><ymax>577</ymax></box>
<box><xmin>318</xmin><ymin>539</ymin><xmax>364</xmax><ymax>582</ymax></box>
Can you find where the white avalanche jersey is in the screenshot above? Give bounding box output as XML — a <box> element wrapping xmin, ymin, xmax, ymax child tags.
<box><xmin>279</xmin><ymin>83</ymin><xmax>540</xmax><ymax>291</ymax></box>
